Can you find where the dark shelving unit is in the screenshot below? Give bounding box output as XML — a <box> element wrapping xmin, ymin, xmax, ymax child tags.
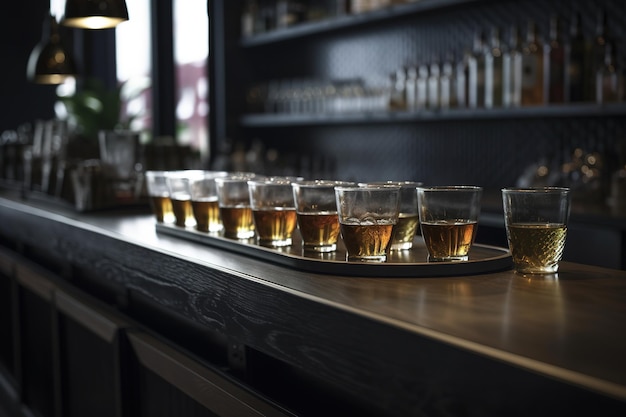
<box><xmin>241</xmin><ymin>103</ymin><xmax>626</xmax><ymax>127</ymax></box>
<box><xmin>210</xmin><ymin>0</ymin><xmax>626</xmax><ymax>190</ymax></box>
<box><xmin>240</xmin><ymin>0</ymin><xmax>486</xmax><ymax>47</ymax></box>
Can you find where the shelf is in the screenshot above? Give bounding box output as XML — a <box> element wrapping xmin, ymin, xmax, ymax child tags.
<box><xmin>240</xmin><ymin>0</ymin><xmax>484</xmax><ymax>47</ymax></box>
<box><xmin>240</xmin><ymin>103</ymin><xmax>626</xmax><ymax>127</ymax></box>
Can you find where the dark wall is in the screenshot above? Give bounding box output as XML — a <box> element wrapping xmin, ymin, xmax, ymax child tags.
<box><xmin>0</xmin><ymin>2</ymin><xmax>58</xmax><ymax>133</ymax></box>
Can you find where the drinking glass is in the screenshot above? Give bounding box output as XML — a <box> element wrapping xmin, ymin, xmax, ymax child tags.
<box><xmin>98</xmin><ymin>130</ymin><xmax>139</xmax><ymax>180</ymax></box>
<box><xmin>362</xmin><ymin>181</ymin><xmax>422</xmax><ymax>250</ymax></box>
<box><xmin>188</xmin><ymin>171</ymin><xmax>228</xmax><ymax>233</ymax></box>
<box><xmin>145</xmin><ymin>170</ymin><xmax>174</xmax><ymax>224</ymax></box>
<box><xmin>248</xmin><ymin>177</ymin><xmax>299</xmax><ymax>247</ymax></box>
<box><xmin>417</xmin><ymin>186</ymin><xmax>482</xmax><ymax>261</ymax></box>
<box><xmin>335</xmin><ymin>185</ymin><xmax>400</xmax><ymax>262</ymax></box>
<box><xmin>502</xmin><ymin>187</ymin><xmax>571</xmax><ymax>274</ymax></box>
<box><xmin>166</xmin><ymin>170</ymin><xmax>202</xmax><ymax>228</ymax></box>
<box><xmin>215</xmin><ymin>173</ymin><xmax>257</xmax><ymax>239</ymax></box>
<box><xmin>292</xmin><ymin>180</ymin><xmax>355</xmax><ymax>252</ymax></box>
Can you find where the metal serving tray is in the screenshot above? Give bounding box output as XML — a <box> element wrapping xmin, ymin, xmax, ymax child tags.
<box><xmin>156</xmin><ymin>223</ymin><xmax>512</xmax><ymax>278</ymax></box>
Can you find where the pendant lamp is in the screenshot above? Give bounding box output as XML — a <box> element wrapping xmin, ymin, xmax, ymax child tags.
<box><xmin>62</xmin><ymin>0</ymin><xmax>129</xmax><ymax>29</ymax></box>
<box><xmin>27</xmin><ymin>14</ymin><xmax>77</xmax><ymax>84</ymax></box>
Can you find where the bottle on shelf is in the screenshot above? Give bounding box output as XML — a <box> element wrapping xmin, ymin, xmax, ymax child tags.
<box><xmin>257</xmin><ymin>0</ymin><xmax>277</xmax><ymax>33</ymax></box>
<box><xmin>566</xmin><ymin>12</ymin><xmax>591</xmax><ymax>103</ymax></box>
<box><xmin>440</xmin><ymin>53</ymin><xmax>457</xmax><ymax>110</ymax></box>
<box><xmin>241</xmin><ymin>0</ymin><xmax>258</xmax><ymax>37</ymax></box>
<box><xmin>485</xmin><ymin>27</ymin><xmax>504</xmax><ymax>108</ymax></box>
<box><xmin>416</xmin><ymin>61</ymin><xmax>429</xmax><ymax>110</ymax></box>
<box><xmin>468</xmin><ymin>30</ymin><xmax>487</xmax><ymax>108</ymax></box>
<box><xmin>596</xmin><ymin>42</ymin><xmax>619</xmax><ymax>104</ymax></box>
<box><xmin>333</xmin><ymin>0</ymin><xmax>350</xmax><ymax>16</ymax></box>
<box><xmin>546</xmin><ymin>15</ymin><xmax>566</xmax><ymax>103</ymax></box>
<box><xmin>350</xmin><ymin>0</ymin><xmax>371</xmax><ymax>14</ymax></box>
<box><xmin>591</xmin><ymin>10</ymin><xmax>613</xmax><ymax>101</ymax></box>
<box><xmin>619</xmin><ymin>55</ymin><xmax>626</xmax><ymax>102</ymax></box>
<box><xmin>405</xmin><ymin>65</ymin><xmax>418</xmax><ymax>111</ymax></box>
<box><xmin>503</xmin><ymin>25</ymin><xmax>523</xmax><ymax>107</ymax></box>
<box><xmin>389</xmin><ymin>68</ymin><xmax>407</xmax><ymax>110</ymax></box>
<box><xmin>521</xmin><ymin>21</ymin><xmax>545</xmax><ymax>106</ymax></box>
<box><xmin>276</xmin><ymin>0</ymin><xmax>307</xmax><ymax>29</ymax></box>
<box><xmin>428</xmin><ymin>59</ymin><xmax>441</xmax><ymax>110</ymax></box>
<box><xmin>456</xmin><ymin>47</ymin><xmax>470</xmax><ymax>108</ymax></box>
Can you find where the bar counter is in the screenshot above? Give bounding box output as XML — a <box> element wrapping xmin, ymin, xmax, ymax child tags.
<box><xmin>0</xmin><ymin>189</ymin><xmax>625</xmax><ymax>416</ymax></box>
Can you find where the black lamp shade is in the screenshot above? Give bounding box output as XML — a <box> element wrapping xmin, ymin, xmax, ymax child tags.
<box><xmin>62</xmin><ymin>0</ymin><xmax>129</xmax><ymax>29</ymax></box>
<box><xmin>27</xmin><ymin>15</ymin><xmax>77</xmax><ymax>84</ymax></box>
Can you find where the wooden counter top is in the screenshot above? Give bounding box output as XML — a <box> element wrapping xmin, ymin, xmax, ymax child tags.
<box><xmin>1</xmin><ymin>190</ymin><xmax>625</xmax><ymax>415</ymax></box>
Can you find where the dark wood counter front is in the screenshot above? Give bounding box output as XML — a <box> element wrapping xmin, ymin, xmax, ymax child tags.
<box><xmin>0</xmin><ymin>190</ymin><xmax>625</xmax><ymax>416</ymax></box>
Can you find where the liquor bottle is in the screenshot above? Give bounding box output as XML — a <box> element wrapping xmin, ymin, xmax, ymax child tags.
<box><xmin>440</xmin><ymin>53</ymin><xmax>457</xmax><ymax>109</ymax></box>
<box><xmin>521</xmin><ymin>21</ymin><xmax>545</xmax><ymax>106</ymax></box>
<box><xmin>566</xmin><ymin>12</ymin><xmax>590</xmax><ymax>102</ymax></box>
<box><xmin>405</xmin><ymin>66</ymin><xmax>418</xmax><ymax>111</ymax></box>
<box><xmin>468</xmin><ymin>31</ymin><xmax>487</xmax><ymax>108</ymax></box>
<box><xmin>428</xmin><ymin>59</ymin><xmax>441</xmax><ymax>109</ymax></box>
<box><xmin>456</xmin><ymin>48</ymin><xmax>470</xmax><ymax>108</ymax></box>
<box><xmin>389</xmin><ymin>68</ymin><xmax>407</xmax><ymax>110</ymax></box>
<box><xmin>619</xmin><ymin>55</ymin><xmax>626</xmax><ymax>102</ymax></box>
<box><xmin>334</xmin><ymin>0</ymin><xmax>350</xmax><ymax>16</ymax></box>
<box><xmin>546</xmin><ymin>16</ymin><xmax>566</xmax><ymax>103</ymax></box>
<box><xmin>485</xmin><ymin>27</ymin><xmax>504</xmax><ymax>108</ymax></box>
<box><xmin>416</xmin><ymin>61</ymin><xmax>429</xmax><ymax>110</ymax></box>
<box><xmin>596</xmin><ymin>42</ymin><xmax>619</xmax><ymax>104</ymax></box>
<box><xmin>591</xmin><ymin>11</ymin><xmax>612</xmax><ymax>101</ymax></box>
<box><xmin>241</xmin><ymin>0</ymin><xmax>258</xmax><ymax>37</ymax></box>
<box><xmin>503</xmin><ymin>26</ymin><xmax>523</xmax><ymax>107</ymax></box>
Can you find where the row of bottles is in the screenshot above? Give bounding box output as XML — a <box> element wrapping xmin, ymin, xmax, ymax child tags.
<box><xmin>246</xmin><ymin>78</ymin><xmax>390</xmax><ymax>114</ymax></box>
<box><xmin>245</xmin><ymin>10</ymin><xmax>626</xmax><ymax>114</ymax></box>
<box><xmin>241</xmin><ymin>0</ymin><xmax>419</xmax><ymax>37</ymax></box>
<box><xmin>395</xmin><ymin>11</ymin><xmax>626</xmax><ymax>111</ymax></box>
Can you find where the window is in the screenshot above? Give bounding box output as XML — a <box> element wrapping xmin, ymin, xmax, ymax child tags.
<box><xmin>114</xmin><ymin>0</ymin><xmax>209</xmax><ymax>161</ymax></box>
<box><xmin>115</xmin><ymin>0</ymin><xmax>152</xmax><ymax>140</ymax></box>
<box><xmin>174</xmin><ymin>0</ymin><xmax>210</xmax><ymax>161</ymax></box>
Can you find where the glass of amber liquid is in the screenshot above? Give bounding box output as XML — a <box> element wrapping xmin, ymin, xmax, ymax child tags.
<box><xmin>145</xmin><ymin>171</ymin><xmax>175</xmax><ymax>224</ymax></box>
<box><xmin>417</xmin><ymin>186</ymin><xmax>482</xmax><ymax>262</ymax></box>
<box><xmin>165</xmin><ymin>170</ymin><xmax>202</xmax><ymax>228</ymax></box>
<box><xmin>292</xmin><ymin>180</ymin><xmax>355</xmax><ymax>252</ymax></box>
<box><xmin>335</xmin><ymin>186</ymin><xmax>400</xmax><ymax>262</ymax></box>
<box><xmin>215</xmin><ymin>173</ymin><xmax>257</xmax><ymax>239</ymax></box>
<box><xmin>248</xmin><ymin>177</ymin><xmax>300</xmax><ymax>247</ymax></box>
<box><xmin>188</xmin><ymin>171</ymin><xmax>228</xmax><ymax>233</ymax></box>
<box><xmin>502</xmin><ymin>187</ymin><xmax>571</xmax><ymax>274</ymax></box>
<box><xmin>362</xmin><ymin>181</ymin><xmax>422</xmax><ymax>251</ymax></box>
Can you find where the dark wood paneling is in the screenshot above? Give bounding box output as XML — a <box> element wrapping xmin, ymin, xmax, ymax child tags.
<box><xmin>55</xmin><ymin>288</ymin><xmax>131</xmax><ymax>417</ymax></box>
<box><xmin>16</xmin><ymin>263</ymin><xmax>58</xmax><ymax>417</ymax></box>
<box><xmin>128</xmin><ymin>330</ymin><xmax>291</xmax><ymax>417</ymax></box>
<box><xmin>1</xmin><ymin>192</ymin><xmax>625</xmax><ymax>415</ymax></box>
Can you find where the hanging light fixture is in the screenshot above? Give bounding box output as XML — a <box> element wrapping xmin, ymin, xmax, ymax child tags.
<box><xmin>62</xmin><ymin>0</ymin><xmax>129</xmax><ymax>30</ymax></box>
<box><xmin>27</xmin><ymin>13</ymin><xmax>77</xmax><ymax>85</ymax></box>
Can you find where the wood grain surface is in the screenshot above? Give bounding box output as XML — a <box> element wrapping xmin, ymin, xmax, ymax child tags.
<box><xmin>1</xmin><ymin>190</ymin><xmax>625</xmax><ymax>416</ymax></box>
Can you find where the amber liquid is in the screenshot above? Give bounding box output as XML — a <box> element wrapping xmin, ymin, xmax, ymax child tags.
<box><xmin>390</xmin><ymin>213</ymin><xmax>420</xmax><ymax>251</ymax></box>
<box><xmin>253</xmin><ymin>208</ymin><xmax>298</xmax><ymax>246</ymax></box>
<box><xmin>420</xmin><ymin>220</ymin><xmax>477</xmax><ymax>261</ymax></box>
<box><xmin>506</xmin><ymin>223</ymin><xmax>566</xmax><ymax>273</ymax></box>
<box><xmin>149</xmin><ymin>196</ymin><xmax>174</xmax><ymax>223</ymax></box>
<box><xmin>297</xmin><ymin>212</ymin><xmax>341</xmax><ymax>251</ymax></box>
<box><xmin>170</xmin><ymin>198</ymin><xmax>195</xmax><ymax>227</ymax></box>
<box><xmin>220</xmin><ymin>206</ymin><xmax>255</xmax><ymax>239</ymax></box>
<box><xmin>191</xmin><ymin>198</ymin><xmax>222</xmax><ymax>233</ymax></box>
<box><xmin>340</xmin><ymin>221</ymin><xmax>394</xmax><ymax>261</ymax></box>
